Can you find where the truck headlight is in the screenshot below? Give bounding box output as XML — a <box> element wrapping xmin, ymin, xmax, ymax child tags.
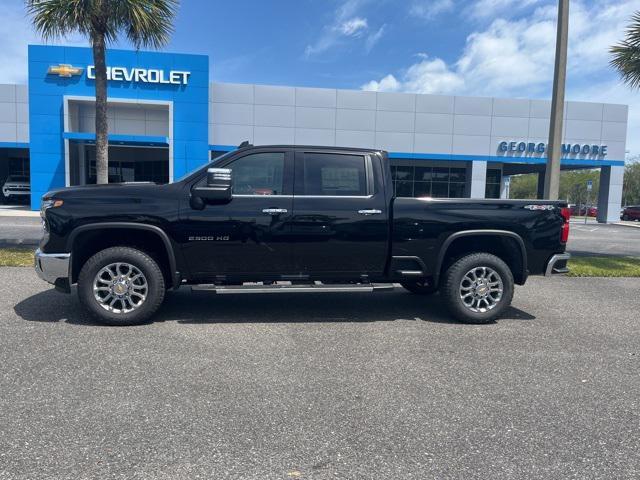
<box><xmin>40</xmin><ymin>198</ymin><xmax>63</xmax><ymax>230</ymax></box>
<box><xmin>40</xmin><ymin>198</ymin><xmax>63</xmax><ymax>213</ymax></box>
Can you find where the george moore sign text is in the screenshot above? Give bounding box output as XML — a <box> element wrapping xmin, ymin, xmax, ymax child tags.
<box><xmin>498</xmin><ymin>141</ymin><xmax>607</xmax><ymax>157</ymax></box>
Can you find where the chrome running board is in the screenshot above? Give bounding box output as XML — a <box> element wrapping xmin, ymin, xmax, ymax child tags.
<box><xmin>192</xmin><ymin>283</ymin><xmax>395</xmax><ymax>294</ymax></box>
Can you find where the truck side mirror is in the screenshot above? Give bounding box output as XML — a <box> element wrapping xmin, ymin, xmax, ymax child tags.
<box><xmin>191</xmin><ymin>168</ymin><xmax>233</xmax><ymax>205</ymax></box>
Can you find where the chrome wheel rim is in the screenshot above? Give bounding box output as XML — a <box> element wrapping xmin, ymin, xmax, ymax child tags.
<box><xmin>93</xmin><ymin>262</ymin><xmax>148</xmax><ymax>314</ymax></box>
<box><xmin>459</xmin><ymin>266</ymin><xmax>503</xmax><ymax>313</ymax></box>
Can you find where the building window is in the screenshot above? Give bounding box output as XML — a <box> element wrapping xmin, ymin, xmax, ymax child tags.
<box><xmin>8</xmin><ymin>157</ymin><xmax>29</xmax><ymax>177</ymax></box>
<box><xmin>210</xmin><ymin>150</ymin><xmax>229</xmax><ymax>161</ymax></box>
<box><xmin>485</xmin><ymin>168</ymin><xmax>502</xmax><ymax>199</ymax></box>
<box><xmin>391</xmin><ymin>165</ymin><xmax>467</xmax><ymax>198</ymax></box>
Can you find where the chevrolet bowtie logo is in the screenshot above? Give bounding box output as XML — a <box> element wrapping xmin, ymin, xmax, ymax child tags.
<box><xmin>47</xmin><ymin>64</ymin><xmax>83</xmax><ymax>78</ymax></box>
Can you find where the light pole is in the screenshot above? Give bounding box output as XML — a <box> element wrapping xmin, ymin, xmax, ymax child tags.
<box><xmin>543</xmin><ymin>0</ymin><xmax>569</xmax><ymax>200</ymax></box>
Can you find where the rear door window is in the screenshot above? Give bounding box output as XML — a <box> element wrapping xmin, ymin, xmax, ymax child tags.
<box><xmin>298</xmin><ymin>152</ymin><xmax>368</xmax><ymax>196</ymax></box>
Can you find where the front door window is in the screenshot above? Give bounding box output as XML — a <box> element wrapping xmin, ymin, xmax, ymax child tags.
<box><xmin>231</xmin><ymin>152</ymin><xmax>285</xmax><ymax>196</ymax></box>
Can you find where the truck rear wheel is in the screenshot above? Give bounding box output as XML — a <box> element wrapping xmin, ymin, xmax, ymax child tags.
<box><xmin>441</xmin><ymin>252</ymin><xmax>513</xmax><ymax>324</ymax></box>
<box><xmin>77</xmin><ymin>246</ymin><xmax>165</xmax><ymax>326</ymax></box>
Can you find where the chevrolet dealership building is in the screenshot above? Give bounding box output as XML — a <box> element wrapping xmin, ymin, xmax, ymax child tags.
<box><xmin>0</xmin><ymin>45</ymin><xmax>628</xmax><ymax>221</ymax></box>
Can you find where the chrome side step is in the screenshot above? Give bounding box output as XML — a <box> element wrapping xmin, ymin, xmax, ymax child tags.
<box><xmin>192</xmin><ymin>283</ymin><xmax>395</xmax><ymax>294</ymax></box>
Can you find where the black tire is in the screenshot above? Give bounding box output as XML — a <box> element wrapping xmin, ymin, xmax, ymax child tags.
<box><xmin>400</xmin><ymin>279</ymin><xmax>437</xmax><ymax>295</ymax></box>
<box><xmin>77</xmin><ymin>246</ymin><xmax>165</xmax><ymax>326</ymax></box>
<box><xmin>622</xmin><ymin>214</ymin><xmax>629</xmax><ymax>221</ymax></box>
<box><xmin>441</xmin><ymin>252</ymin><xmax>514</xmax><ymax>324</ymax></box>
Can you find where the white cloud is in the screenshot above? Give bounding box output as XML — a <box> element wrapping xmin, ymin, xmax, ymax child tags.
<box><xmin>365</xmin><ymin>24</ymin><xmax>386</xmax><ymax>52</ymax></box>
<box><xmin>363</xmin><ymin>57</ymin><xmax>464</xmax><ymax>94</ymax></box>
<box><xmin>339</xmin><ymin>17</ymin><xmax>368</xmax><ymax>36</ymax></box>
<box><xmin>409</xmin><ymin>0</ymin><xmax>454</xmax><ymax>20</ymax></box>
<box><xmin>0</xmin><ymin>2</ymin><xmax>87</xmax><ymax>84</ymax></box>
<box><xmin>362</xmin><ymin>0</ymin><xmax>640</xmax><ymax>154</ymax></box>
<box><xmin>304</xmin><ymin>0</ymin><xmax>384</xmax><ymax>57</ymax></box>
<box><xmin>362</xmin><ymin>74</ymin><xmax>401</xmax><ymax>92</ymax></box>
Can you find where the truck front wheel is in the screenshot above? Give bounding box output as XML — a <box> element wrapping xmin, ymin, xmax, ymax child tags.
<box><xmin>77</xmin><ymin>246</ymin><xmax>165</xmax><ymax>326</ymax></box>
<box><xmin>441</xmin><ymin>253</ymin><xmax>514</xmax><ymax>324</ymax></box>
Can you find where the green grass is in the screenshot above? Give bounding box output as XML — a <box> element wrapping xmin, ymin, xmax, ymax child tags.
<box><xmin>567</xmin><ymin>256</ymin><xmax>640</xmax><ymax>277</ymax></box>
<box><xmin>0</xmin><ymin>248</ymin><xmax>34</xmax><ymax>267</ymax></box>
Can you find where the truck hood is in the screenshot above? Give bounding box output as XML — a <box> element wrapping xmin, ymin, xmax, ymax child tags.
<box><xmin>43</xmin><ymin>182</ymin><xmax>160</xmax><ymax>199</ymax></box>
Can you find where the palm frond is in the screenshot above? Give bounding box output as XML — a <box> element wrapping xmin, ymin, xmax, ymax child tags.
<box><xmin>611</xmin><ymin>11</ymin><xmax>640</xmax><ymax>89</ymax></box>
<box><xmin>25</xmin><ymin>0</ymin><xmax>94</xmax><ymax>40</ymax></box>
<box><xmin>115</xmin><ymin>0</ymin><xmax>178</xmax><ymax>49</ymax></box>
<box><xmin>25</xmin><ymin>0</ymin><xmax>178</xmax><ymax>49</ymax></box>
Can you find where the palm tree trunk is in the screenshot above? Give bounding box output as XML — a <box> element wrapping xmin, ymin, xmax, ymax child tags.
<box><xmin>92</xmin><ymin>31</ymin><xmax>109</xmax><ymax>184</ymax></box>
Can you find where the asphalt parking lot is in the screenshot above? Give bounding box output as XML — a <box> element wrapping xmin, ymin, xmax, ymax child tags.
<box><xmin>1</xmin><ymin>267</ymin><xmax>639</xmax><ymax>479</ymax></box>
<box><xmin>568</xmin><ymin>222</ymin><xmax>640</xmax><ymax>257</ymax></box>
<box><xmin>0</xmin><ymin>215</ymin><xmax>42</xmax><ymax>247</ymax></box>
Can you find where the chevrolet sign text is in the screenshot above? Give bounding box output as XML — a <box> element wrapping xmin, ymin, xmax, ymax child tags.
<box><xmin>87</xmin><ymin>66</ymin><xmax>191</xmax><ymax>85</ymax></box>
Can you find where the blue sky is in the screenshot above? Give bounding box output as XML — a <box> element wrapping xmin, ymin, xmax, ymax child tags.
<box><xmin>2</xmin><ymin>0</ymin><xmax>640</xmax><ymax>153</ymax></box>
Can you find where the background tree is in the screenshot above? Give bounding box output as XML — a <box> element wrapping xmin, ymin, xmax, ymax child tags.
<box><xmin>26</xmin><ymin>0</ymin><xmax>178</xmax><ymax>184</ymax></box>
<box><xmin>623</xmin><ymin>160</ymin><xmax>640</xmax><ymax>205</ymax></box>
<box><xmin>509</xmin><ymin>173</ymin><xmax>537</xmax><ymax>199</ymax></box>
<box><xmin>509</xmin><ymin>170</ymin><xmax>601</xmax><ymax>204</ymax></box>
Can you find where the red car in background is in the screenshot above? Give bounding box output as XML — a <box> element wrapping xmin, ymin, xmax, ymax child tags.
<box><xmin>570</xmin><ymin>204</ymin><xmax>598</xmax><ymax>217</ymax></box>
<box><xmin>621</xmin><ymin>205</ymin><xmax>640</xmax><ymax>221</ymax></box>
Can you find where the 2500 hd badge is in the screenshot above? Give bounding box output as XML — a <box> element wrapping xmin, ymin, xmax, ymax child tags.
<box><xmin>188</xmin><ymin>236</ymin><xmax>230</xmax><ymax>241</ymax></box>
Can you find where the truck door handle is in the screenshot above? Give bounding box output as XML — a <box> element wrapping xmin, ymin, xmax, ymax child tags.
<box><xmin>262</xmin><ymin>208</ymin><xmax>288</xmax><ymax>215</ymax></box>
<box><xmin>358</xmin><ymin>209</ymin><xmax>382</xmax><ymax>215</ymax></box>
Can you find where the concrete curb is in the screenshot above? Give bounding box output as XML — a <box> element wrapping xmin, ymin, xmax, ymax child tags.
<box><xmin>0</xmin><ymin>240</ymin><xmax>38</xmax><ymax>249</ymax></box>
<box><xmin>0</xmin><ymin>210</ymin><xmax>40</xmax><ymax>218</ymax></box>
<box><xmin>612</xmin><ymin>221</ymin><xmax>640</xmax><ymax>229</ymax></box>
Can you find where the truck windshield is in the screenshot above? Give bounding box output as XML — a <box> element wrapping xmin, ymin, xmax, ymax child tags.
<box><xmin>172</xmin><ymin>150</ymin><xmax>235</xmax><ymax>183</ymax></box>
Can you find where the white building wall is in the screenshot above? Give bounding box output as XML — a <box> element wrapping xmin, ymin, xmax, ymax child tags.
<box><xmin>208</xmin><ymin>82</ymin><xmax>628</xmax><ymax>163</ymax></box>
<box><xmin>0</xmin><ymin>84</ymin><xmax>29</xmax><ymax>143</ymax></box>
<box><xmin>598</xmin><ymin>166</ymin><xmax>625</xmax><ymax>223</ymax></box>
<box><xmin>469</xmin><ymin>161</ymin><xmax>488</xmax><ymax>199</ymax></box>
<box><xmin>74</xmin><ymin>103</ymin><xmax>169</xmax><ymax>136</ymax></box>
<box><xmin>0</xmin><ymin>81</ymin><xmax>627</xmax><ymax>160</ymax></box>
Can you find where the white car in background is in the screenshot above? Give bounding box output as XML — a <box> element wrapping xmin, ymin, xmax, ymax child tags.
<box><xmin>1</xmin><ymin>175</ymin><xmax>30</xmax><ymax>203</ymax></box>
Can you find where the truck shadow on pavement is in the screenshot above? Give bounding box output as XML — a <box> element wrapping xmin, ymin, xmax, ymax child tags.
<box><xmin>14</xmin><ymin>287</ymin><xmax>536</xmax><ymax>326</ymax></box>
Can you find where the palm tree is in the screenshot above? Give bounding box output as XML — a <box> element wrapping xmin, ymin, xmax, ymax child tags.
<box><xmin>26</xmin><ymin>0</ymin><xmax>178</xmax><ymax>184</ymax></box>
<box><xmin>611</xmin><ymin>12</ymin><xmax>640</xmax><ymax>89</ymax></box>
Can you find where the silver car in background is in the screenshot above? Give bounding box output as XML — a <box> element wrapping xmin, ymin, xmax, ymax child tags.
<box><xmin>1</xmin><ymin>175</ymin><xmax>30</xmax><ymax>203</ymax></box>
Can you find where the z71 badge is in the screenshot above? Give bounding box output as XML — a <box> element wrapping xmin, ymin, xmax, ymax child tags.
<box><xmin>188</xmin><ymin>236</ymin><xmax>230</xmax><ymax>241</ymax></box>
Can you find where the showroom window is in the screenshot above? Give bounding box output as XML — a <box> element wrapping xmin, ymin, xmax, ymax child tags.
<box><xmin>210</xmin><ymin>150</ymin><xmax>229</xmax><ymax>161</ymax></box>
<box><xmin>485</xmin><ymin>168</ymin><xmax>502</xmax><ymax>199</ymax></box>
<box><xmin>391</xmin><ymin>165</ymin><xmax>467</xmax><ymax>198</ymax></box>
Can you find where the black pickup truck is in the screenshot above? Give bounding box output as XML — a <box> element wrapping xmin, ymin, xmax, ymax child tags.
<box><xmin>35</xmin><ymin>144</ymin><xmax>571</xmax><ymax>325</ymax></box>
